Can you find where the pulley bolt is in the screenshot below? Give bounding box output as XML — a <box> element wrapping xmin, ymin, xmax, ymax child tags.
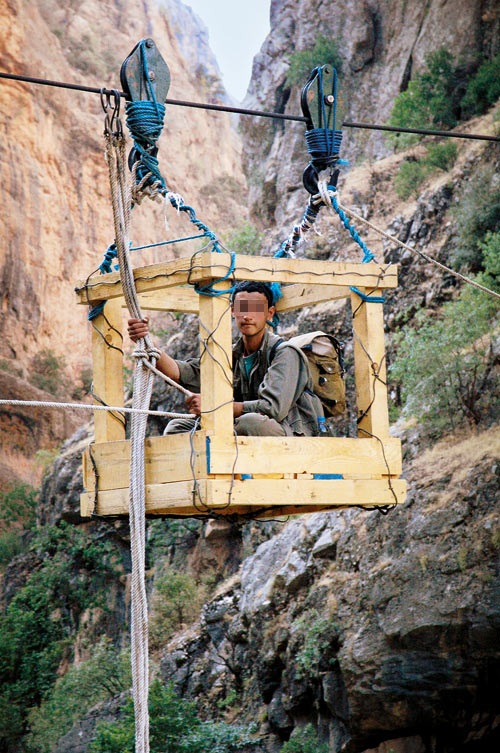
<box><xmin>149</xmin><ymin>71</ymin><xmax>156</xmax><ymax>81</ymax></box>
<box><xmin>146</xmin><ymin>38</ymin><xmax>154</xmax><ymax>47</ymax></box>
<box><xmin>325</xmin><ymin>94</ymin><xmax>334</xmax><ymax>105</ymax></box>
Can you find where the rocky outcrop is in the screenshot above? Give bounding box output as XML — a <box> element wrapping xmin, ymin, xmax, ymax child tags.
<box><xmin>242</xmin><ymin>0</ymin><xmax>500</xmax><ymax>228</ymax></box>
<box><xmin>160</xmin><ymin>428</ymin><xmax>500</xmax><ymax>752</ymax></box>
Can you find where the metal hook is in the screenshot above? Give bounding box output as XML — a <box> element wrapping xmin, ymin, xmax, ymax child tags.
<box><xmin>100</xmin><ymin>88</ymin><xmax>123</xmax><ymax>137</ymax></box>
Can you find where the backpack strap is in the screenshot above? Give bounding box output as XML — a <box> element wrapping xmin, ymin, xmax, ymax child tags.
<box><xmin>268</xmin><ymin>338</ymin><xmax>285</xmax><ymax>366</ymax></box>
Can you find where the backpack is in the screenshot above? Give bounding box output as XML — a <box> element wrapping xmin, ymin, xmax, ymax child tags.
<box><xmin>270</xmin><ymin>331</ymin><xmax>346</xmax><ymax>417</ymax></box>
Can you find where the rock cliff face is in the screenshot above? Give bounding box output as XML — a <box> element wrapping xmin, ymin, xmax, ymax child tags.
<box><xmin>0</xmin><ymin>0</ymin><xmax>246</xmax><ymax>378</ymax></box>
<box><xmin>159</xmin><ymin>428</ymin><xmax>500</xmax><ymax>752</ymax></box>
<box><xmin>242</xmin><ymin>0</ymin><xmax>500</xmax><ymax>227</ymax></box>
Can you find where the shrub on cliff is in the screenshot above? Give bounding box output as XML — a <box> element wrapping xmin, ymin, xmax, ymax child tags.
<box><xmin>0</xmin><ymin>523</ymin><xmax>119</xmax><ymax>751</ymax></box>
<box><xmin>286</xmin><ymin>35</ymin><xmax>342</xmax><ymax>87</ymax></box>
<box><xmin>89</xmin><ymin>679</ymin><xmax>261</xmax><ymax>753</ymax></box>
<box><xmin>390</xmin><ymin>280</ymin><xmax>499</xmax><ymax>437</ymax></box>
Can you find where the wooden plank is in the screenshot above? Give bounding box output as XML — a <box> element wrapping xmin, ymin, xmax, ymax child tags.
<box><xmin>81</xmin><ymin>477</ymin><xmax>406</xmax><ymax>517</ymax></box>
<box><xmin>209</xmin><ymin>435</ymin><xmax>402</xmax><ymax>476</ymax></box>
<box><xmin>351</xmin><ymin>289</ymin><xmax>390</xmax><ymax>438</ymax></box>
<box><xmin>76</xmin><ymin>253</ymin><xmax>399</xmax><ymax>305</ymax></box>
<box><xmin>82</xmin><ymin>435</ymin><xmax>402</xmax><ymax>490</ymax></box>
<box><xmin>206</xmin><ymin>478</ymin><xmax>406</xmax><ymax>508</ymax></box>
<box><xmin>81</xmin><ymin>479</ymin><xmax>208</xmax><ymax>517</ymax></box>
<box><xmin>82</xmin><ymin>432</ymin><xmax>208</xmax><ymax>492</ymax></box>
<box><xmin>198</xmin><ymin>288</ymin><xmax>234</xmax><ymax>444</ymax></box>
<box><xmin>276</xmin><ymin>284</ymin><xmax>352</xmax><ymax>312</ymax></box>
<box><xmin>75</xmin><ymin>256</ymin><xmax>196</xmax><ymax>304</ymax></box>
<box><xmin>91</xmin><ymin>299</ymin><xmax>126</xmax><ymax>443</ymax></box>
<box><xmin>134</xmin><ymin>286</ymin><xmax>199</xmax><ymax>313</ymax></box>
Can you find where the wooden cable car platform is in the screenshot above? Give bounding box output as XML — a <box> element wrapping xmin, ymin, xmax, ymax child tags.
<box><xmin>76</xmin><ymin>251</ymin><xmax>406</xmax><ymax>519</ymax></box>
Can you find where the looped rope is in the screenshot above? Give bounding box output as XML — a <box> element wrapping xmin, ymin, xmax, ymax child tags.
<box><xmin>133</xmin><ymin>346</ymin><xmax>162</xmax><ymax>362</ymax></box>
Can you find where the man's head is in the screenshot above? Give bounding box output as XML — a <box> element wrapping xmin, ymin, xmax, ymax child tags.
<box><xmin>231</xmin><ymin>281</ymin><xmax>276</xmax><ymax>339</ymax></box>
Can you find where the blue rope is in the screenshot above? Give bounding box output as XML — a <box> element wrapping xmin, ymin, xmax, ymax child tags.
<box><xmin>194</xmin><ymin>251</ymin><xmax>236</xmax><ymax>297</ymax></box>
<box><xmin>125</xmin><ymin>100</ymin><xmax>166</xmax><ymax>187</ymax></box>
<box><xmin>99</xmin><ymin>243</ymin><xmax>119</xmax><ymax>273</ymax></box>
<box><xmin>350</xmin><ymin>286</ymin><xmax>385</xmax><ymax>304</ymax></box>
<box><xmin>328</xmin><ymin>186</ymin><xmax>375</xmax><ymax>263</ymax></box>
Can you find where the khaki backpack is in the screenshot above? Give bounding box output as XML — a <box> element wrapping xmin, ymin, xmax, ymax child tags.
<box><xmin>270</xmin><ymin>331</ymin><xmax>346</xmax><ymax>417</ymax></box>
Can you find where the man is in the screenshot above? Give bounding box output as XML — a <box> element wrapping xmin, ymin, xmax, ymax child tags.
<box><xmin>128</xmin><ymin>281</ymin><xmax>324</xmax><ymax>436</ymax></box>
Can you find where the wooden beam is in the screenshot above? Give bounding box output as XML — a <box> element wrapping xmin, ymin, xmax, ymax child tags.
<box><xmin>80</xmin><ymin>477</ymin><xmax>406</xmax><ymax>517</ymax></box>
<box><xmin>351</xmin><ymin>289</ymin><xmax>390</xmax><ymax>438</ymax></box>
<box><xmin>76</xmin><ymin>253</ymin><xmax>399</xmax><ymax>305</ymax></box>
<box><xmin>134</xmin><ymin>286</ymin><xmax>199</xmax><ymax>313</ymax></box>
<box><xmin>198</xmin><ymin>288</ymin><xmax>234</xmax><ymax>444</ymax></box>
<box><xmin>81</xmin><ymin>435</ymin><xmax>402</xmax><ymax>492</ymax></box>
<box><xmin>276</xmin><ymin>284</ymin><xmax>351</xmax><ymax>312</ymax></box>
<box><xmin>82</xmin><ymin>432</ymin><xmax>208</xmax><ymax>492</ymax></box>
<box><xmin>91</xmin><ymin>299</ymin><xmax>126</xmax><ymax>443</ymax></box>
<box><xmin>209</xmin><ymin>435</ymin><xmax>402</xmax><ymax>476</ymax></box>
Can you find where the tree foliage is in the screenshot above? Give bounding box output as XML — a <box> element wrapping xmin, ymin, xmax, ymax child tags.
<box><xmin>0</xmin><ymin>523</ymin><xmax>119</xmax><ymax>751</ymax></box>
<box><xmin>286</xmin><ymin>35</ymin><xmax>342</xmax><ymax>87</ymax></box>
<box><xmin>89</xmin><ymin>679</ymin><xmax>260</xmax><ymax>753</ymax></box>
<box><xmin>391</xmin><ymin>276</ymin><xmax>499</xmax><ymax>437</ymax></box>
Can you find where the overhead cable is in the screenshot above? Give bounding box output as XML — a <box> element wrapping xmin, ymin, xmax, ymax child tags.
<box><xmin>0</xmin><ymin>70</ymin><xmax>499</xmax><ymax>142</ymax></box>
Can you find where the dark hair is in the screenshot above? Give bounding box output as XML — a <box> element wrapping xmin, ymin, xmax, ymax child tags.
<box><xmin>231</xmin><ymin>281</ymin><xmax>274</xmax><ymax>307</ymax></box>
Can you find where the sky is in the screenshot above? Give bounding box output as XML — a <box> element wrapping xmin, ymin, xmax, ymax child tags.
<box><xmin>183</xmin><ymin>0</ymin><xmax>271</xmax><ymax>101</ymax></box>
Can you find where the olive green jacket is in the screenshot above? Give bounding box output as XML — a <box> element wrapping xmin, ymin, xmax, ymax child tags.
<box><xmin>176</xmin><ymin>330</ymin><xmax>324</xmax><ymax>436</ymax></box>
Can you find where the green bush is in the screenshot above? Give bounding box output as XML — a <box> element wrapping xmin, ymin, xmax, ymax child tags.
<box><xmin>281</xmin><ymin>724</ymin><xmax>328</xmax><ymax>753</ymax></box>
<box><xmin>390</xmin><ymin>285</ymin><xmax>499</xmax><ymax>436</ymax></box>
<box><xmin>227</xmin><ymin>222</ymin><xmax>264</xmax><ymax>256</ymax></box>
<box><xmin>477</xmin><ymin>231</ymin><xmax>500</xmax><ymax>293</ymax></box>
<box><xmin>150</xmin><ymin>570</ymin><xmax>202</xmax><ymax>647</ymax></box>
<box><xmin>451</xmin><ymin>165</ymin><xmax>500</xmax><ymax>271</ymax></box>
<box><xmin>388</xmin><ymin>48</ymin><xmax>459</xmax><ymax>148</ymax></box>
<box><xmin>286</xmin><ymin>35</ymin><xmax>342</xmax><ymax>87</ymax></box>
<box><xmin>394</xmin><ymin>159</ymin><xmax>431</xmax><ymax>199</ymax></box>
<box><xmin>462</xmin><ymin>53</ymin><xmax>500</xmax><ymax>117</ymax></box>
<box><xmin>90</xmin><ymin>679</ymin><xmax>260</xmax><ymax>753</ymax></box>
<box><xmin>26</xmin><ymin>638</ymin><xmax>131</xmax><ymax>753</ymax></box>
<box><xmin>0</xmin><ymin>522</ymin><xmax>119</xmax><ymax>750</ymax></box>
<box><xmin>0</xmin><ymin>483</ymin><xmax>38</xmax><ymax>566</ymax></box>
<box><xmin>394</xmin><ymin>142</ymin><xmax>457</xmax><ymax>200</ymax></box>
<box><xmin>293</xmin><ymin>611</ymin><xmax>338</xmax><ymax>680</ymax></box>
<box><xmin>30</xmin><ymin>348</ymin><xmax>68</xmax><ymax>396</ymax></box>
<box><xmin>424</xmin><ymin>141</ymin><xmax>458</xmax><ymax>170</ymax></box>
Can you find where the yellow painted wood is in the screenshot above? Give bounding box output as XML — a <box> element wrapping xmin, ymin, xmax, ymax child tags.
<box><xmin>91</xmin><ymin>299</ymin><xmax>126</xmax><ymax>443</ymax></box>
<box><xmin>82</xmin><ymin>432</ymin><xmax>208</xmax><ymax>492</ymax></box>
<box><xmin>134</xmin><ymin>286</ymin><xmax>199</xmax><ymax>313</ymax></box>
<box><xmin>276</xmin><ymin>284</ymin><xmax>352</xmax><ymax>312</ymax></box>
<box><xmin>76</xmin><ymin>254</ymin><xmax>399</xmax><ymax>305</ymax></box>
<box><xmin>351</xmin><ymin>289</ymin><xmax>390</xmax><ymax>438</ymax></box>
<box><xmin>209</xmin><ymin>435</ymin><xmax>402</xmax><ymax>476</ymax></box>
<box><xmin>80</xmin><ymin>477</ymin><xmax>406</xmax><ymax>518</ymax></box>
<box><xmin>81</xmin><ymin>434</ymin><xmax>403</xmax><ymax>492</ymax></box>
<box><xmin>198</xmin><ymin>287</ymin><xmax>234</xmax><ymax>443</ymax></box>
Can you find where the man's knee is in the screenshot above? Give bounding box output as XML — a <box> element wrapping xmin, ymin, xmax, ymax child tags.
<box><xmin>164</xmin><ymin>417</ymin><xmax>198</xmax><ymax>434</ymax></box>
<box><xmin>234</xmin><ymin>413</ymin><xmax>286</xmax><ymax>437</ymax></box>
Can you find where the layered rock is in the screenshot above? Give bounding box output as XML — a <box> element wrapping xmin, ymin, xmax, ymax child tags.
<box><xmin>242</xmin><ymin>0</ymin><xmax>500</xmax><ymax>228</ymax></box>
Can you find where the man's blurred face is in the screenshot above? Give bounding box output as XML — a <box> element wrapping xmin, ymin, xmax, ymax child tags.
<box><xmin>232</xmin><ymin>291</ymin><xmax>274</xmax><ymax>337</ymax></box>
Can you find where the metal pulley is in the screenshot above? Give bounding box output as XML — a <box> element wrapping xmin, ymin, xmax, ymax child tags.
<box><xmin>300</xmin><ymin>64</ymin><xmax>344</xmax><ymax>195</ymax></box>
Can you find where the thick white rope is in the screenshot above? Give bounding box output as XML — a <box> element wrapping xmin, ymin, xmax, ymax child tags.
<box><xmin>104</xmin><ymin>132</ymin><xmax>154</xmax><ymax>753</ymax></box>
<box><xmin>0</xmin><ymin>398</ymin><xmax>194</xmax><ymax>419</ymax></box>
<box><xmin>317</xmin><ymin>180</ymin><xmax>500</xmax><ymax>301</ymax></box>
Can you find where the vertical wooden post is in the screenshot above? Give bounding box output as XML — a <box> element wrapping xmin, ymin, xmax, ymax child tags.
<box><xmin>92</xmin><ymin>298</ymin><xmax>126</xmax><ymax>443</ymax></box>
<box><xmin>198</xmin><ymin>287</ymin><xmax>233</xmax><ymax>444</ymax></box>
<box><xmin>351</xmin><ymin>289</ymin><xmax>389</xmax><ymax>439</ymax></box>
